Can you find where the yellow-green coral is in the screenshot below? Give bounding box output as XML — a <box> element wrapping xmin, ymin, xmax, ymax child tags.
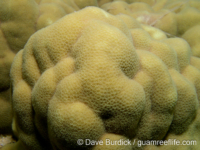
<box><xmin>2</xmin><ymin>6</ymin><xmax>200</xmax><ymax>150</ymax></box>
<box><xmin>0</xmin><ymin>0</ymin><xmax>98</xmax><ymax>135</ymax></box>
<box><xmin>100</xmin><ymin>1</ymin><xmax>178</xmax><ymax>36</ymax></box>
<box><xmin>100</xmin><ymin>0</ymin><xmax>200</xmax><ymax>52</ymax></box>
<box><xmin>182</xmin><ymin>25</ymin><xmax>200</xmax><ymax>58</ymax></box>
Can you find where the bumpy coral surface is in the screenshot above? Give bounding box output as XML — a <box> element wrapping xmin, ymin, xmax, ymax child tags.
<box><xmin>182</xmin><ymin>25</ymin><xmax>200</xmax><ymax>58</ymax></box>
<box><xmin>0</xmin><ymin>0</ymin><xmax>98</xmax><ymax>134</ymax></box>
<box><xmin>100</xmin><ymin>0</ymin><xmax>200</xmax><ymax>57</ymax></box>
<box><xmin>3</xmin><ymin>6</ymin><xmax>200</xmax><ymax>150</ymax></box>
<box><xmin>100</xmin><ymin>0</ymin><xmax>178</xmax><ymax>36</ymax></box>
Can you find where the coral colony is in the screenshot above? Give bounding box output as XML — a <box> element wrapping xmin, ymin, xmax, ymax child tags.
<box><xmin>0</xmin><ymin>0</ymin><xmax>200</xmax><ymax>149</ymax></box>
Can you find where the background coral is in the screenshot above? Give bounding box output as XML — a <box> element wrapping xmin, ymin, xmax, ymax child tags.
<box><xmin>100</xmin><ymin>0</ymin><xmax>200</xmax><ymax>56</ymax></box>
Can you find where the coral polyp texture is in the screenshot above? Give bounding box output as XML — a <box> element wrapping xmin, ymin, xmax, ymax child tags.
<box><xmin>0</xmin><ymin>0</ymin><xmax>97</xmax><ymax>134</ymax></box>
<box><xmin>2</xmin><ymin>6</ymin><xmax>200</xmax><ymax>150</ymax></box>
